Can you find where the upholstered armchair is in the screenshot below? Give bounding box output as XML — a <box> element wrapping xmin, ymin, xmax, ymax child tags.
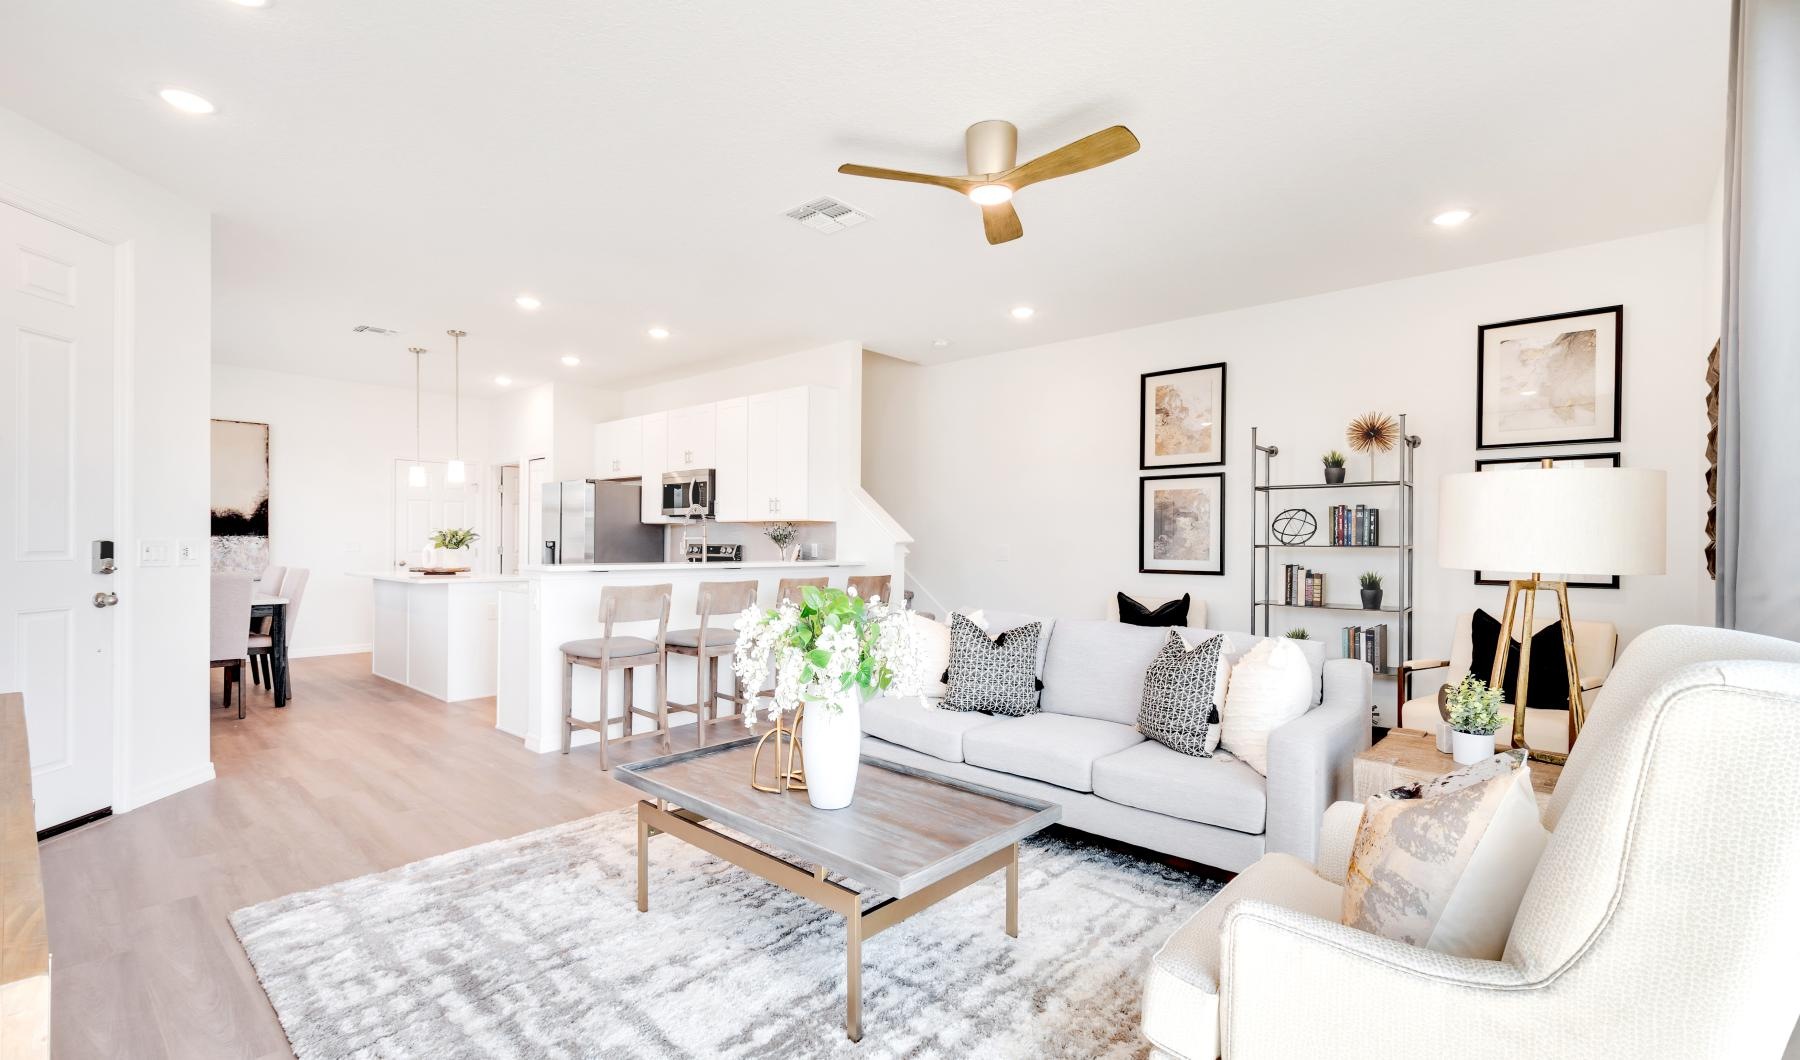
<box><xmin>1398</xmin><ymin>610</ymin><xmax>1618</xmax><ymax>755</ymax></box>
<box><xmin>1144</xmin><ymin>625</ymin><xmax>1800</xmax><ymax>1059</ymax></box>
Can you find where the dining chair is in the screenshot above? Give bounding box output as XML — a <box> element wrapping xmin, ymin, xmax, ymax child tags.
<box><xmin>561</xmin><ymin>583</ymin><xmax>672</xmax><ymax>770</ymax></box>
<box><xmin>210</xmin><ymin>573</ymin><xmax>255</xmax><ymax>719</ymax></box>
<box><xmin>250</xmin><ymin>567</ymin><xmax>309</xmax><ymax>697</ymax></box>
<box><xmin>775</xmin><ymin>576</ymin><xmax>828</xmax><ymax>606</ymax></box>
<box><xmin>846</xmin><ymin>574</ymin><xmax>891</xmax><ymax>604</ymax></box>
<box><xmin>665</xmin><ymin>580</ymin><xmax>759</xmax><ymax>731</ymax></box>
<box><xmin>248</xmin><ymin>564</ymin><xmax>287</xmax><ymax>687</ymax></box>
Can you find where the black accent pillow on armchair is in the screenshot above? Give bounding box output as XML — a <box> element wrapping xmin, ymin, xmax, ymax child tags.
<box><xmin>1118</xmin><ymin>592</ymin><xmax>1190</xmax><ymax>627</ymax></box>
<box><xmin>1466</xmin><ymin>608</ymin><xmax>1572</xmax><ymax>712</ymax></box>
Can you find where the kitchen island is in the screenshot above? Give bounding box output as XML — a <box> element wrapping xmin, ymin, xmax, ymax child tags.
<box><xmin>496</xmin><ymin>560</ymin><xmax>888</xmax><ymax>752</ymax></box>
<box><xmin>367</xmin><ymin>572</ymin><xmax>522</xmax><ymax>701</ymax></box>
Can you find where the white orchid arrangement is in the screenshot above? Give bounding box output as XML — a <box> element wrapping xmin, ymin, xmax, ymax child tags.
<box><xmin>732</xmin><ymin>584</ymin><xmax>924</xmax><ymax>723</ymax></box>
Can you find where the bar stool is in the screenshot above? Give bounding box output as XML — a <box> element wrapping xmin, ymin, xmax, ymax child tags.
<box><xmin>776</xmin><ymin>576</ymin><xmax>828</xmax><ymax>606</ymax></box>
<box><xmin>664</xmin><ymin>579</ymin><xmax>759</xmax><ymax>731</ymax></box>
<box><xmin>561</xmin><ymin>583</ymin><xmax>672</xmax><ymax>769</ymax></box>
<box><xmin>846</xmin><ymin>574</ymin><xmax>891</xmax><ymax>603</ymax></box>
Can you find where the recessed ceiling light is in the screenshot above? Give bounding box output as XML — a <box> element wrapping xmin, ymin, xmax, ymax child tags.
<box><xmin>514</xmin><ymin>295</ymin><xmax>541</xmax><ymax>310</ymax></box>
<box><xmin>647</xmin><ymin>326</ymin><xmax>670</xmax><ymax>340</ymax></box>
<box><xmin>158</xmin><ymin>88</ymin><xmax>215</xmax><ymax>115</ymax></box>
<box><xmin>1432</xmin><ymin>208</ymin><xmax>1474</xmax><ymax>227</ymax></box>
<box><xmin>968</xmin><ymin>184</ymin><xmax>1013</xmax><ymax>206</ymax></box>
<box><xmin>494</xmin><ymin>375</ymin><xmax>512</xmax><ymax>386</ymax></box>
<box><xmin>560</xmin><ymin>355</ymin><xmax>581</xmax><ymax>367</ymax></box>
<box><xmin>1010</xmin><ymin>306</ymin><xmax>1035</xmax><ymax>320</ymax></box>
<box><xmin>931</xmin><ymin>338</ymin><xmax>952</xmax><ymax>348</ymax></box>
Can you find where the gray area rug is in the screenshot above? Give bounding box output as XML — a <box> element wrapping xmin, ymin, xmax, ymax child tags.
<box><xmin>230</xmin><ymin>808</ymin><xmax>1222</xmax><ymax>1059</ymax></box>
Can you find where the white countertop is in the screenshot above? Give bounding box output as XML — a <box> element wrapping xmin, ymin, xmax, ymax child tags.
<box><xmin>362</xmin><ymin>559</ymin><xmax>856</xmax><ymax>584</ymax></box>
<box><xmin>363</xmin><ymin>572</ymin><xmax>527</xmax><ymax>584</ymax></box>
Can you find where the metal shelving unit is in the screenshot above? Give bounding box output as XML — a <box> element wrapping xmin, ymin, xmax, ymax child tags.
<box><xmin>1251</xmin><ymin>417</ymin><xmax>1422</xmax><ymax>714</ymax></box>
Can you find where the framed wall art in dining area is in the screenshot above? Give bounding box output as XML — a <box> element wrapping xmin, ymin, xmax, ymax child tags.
<box><xmin>1476</xmin><ymin>305</ymin><xmax>1622</xmax><ymax>449</ymax></box>
<box><xmin>1471</xmin><ymin>451</ymin><xmax>1622</xmax><ymax>588</ymax></box>
<box><xmin>1139</xmin><ymin>472</ymin><xmax>1225</xmax><ymax>576</ymax></box>
<box><xmin>1140</xmin><ymin>362</ymin><xmax>1226</xmax><ymax>468</ymax></box>
<box><xmin>211</xmin><ymin>418</ymin><xmax>271</xmax><ymax>574</ymax></box>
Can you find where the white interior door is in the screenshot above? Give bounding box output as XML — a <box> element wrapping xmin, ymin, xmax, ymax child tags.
<box><xmin>0</xmin><ymin>202</ymin><xmax>118</xmax><ymax>831</ymax></box>
<box><xmin>394</xmin><ymin>459</ymin><xmax>481</xmax><ymax>568</ymax></box>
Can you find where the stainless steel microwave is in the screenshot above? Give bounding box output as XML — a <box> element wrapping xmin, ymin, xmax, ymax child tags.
<box><xmin>661</xmin><ymin>469</ymin><xmax>715</xmax><ymax>518</ymax></box>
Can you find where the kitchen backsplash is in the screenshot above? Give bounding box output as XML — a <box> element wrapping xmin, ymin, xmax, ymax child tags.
<box><xmin>661</xmin><ymin>521</ymin><xmax>836</xmax><ymax>563</ymax></box>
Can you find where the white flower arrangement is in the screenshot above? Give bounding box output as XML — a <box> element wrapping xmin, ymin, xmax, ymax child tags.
<box><xmin>732</xmin><ymin>584</ymin><xmax>924</xmax><ymax>723</ymax></box>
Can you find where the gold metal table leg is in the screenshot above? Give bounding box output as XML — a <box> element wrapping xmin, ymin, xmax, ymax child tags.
<box><xmin>636</xmin><ymin>801</ymin><xmax>650</xmax><ymax>913</ymax></box>
<box><xmin>1005</xmin><ymin>843</ymin><xmax>1019</xmax><ymax>938</ymax></box>
<box><xmin>846</xmin><ymin>902</ymin><xmax>863</xmax><ymax>1042</ymax></box>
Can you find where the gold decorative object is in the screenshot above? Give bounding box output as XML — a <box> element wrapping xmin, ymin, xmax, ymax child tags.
<box><xmin>749</xmin><ymin>706</ymin><xmax>807</xmax><ymax>793</ymax></box>
<box><xmin>1346</xmin><ymin>412</ymin><xmax>1399</xmax><ymax>478</ymax></box>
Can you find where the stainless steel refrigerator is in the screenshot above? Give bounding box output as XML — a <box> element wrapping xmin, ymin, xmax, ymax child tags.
<box><xmin>540</xmin><ymin>479</ymin><xmax>663</xmax><ymax>564</ymax></box>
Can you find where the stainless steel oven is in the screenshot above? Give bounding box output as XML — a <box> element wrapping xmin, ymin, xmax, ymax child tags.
<box><xmin>660</xmin><ymin>469</ymin><xmax>715</xmax><ymax>519</ymax></box>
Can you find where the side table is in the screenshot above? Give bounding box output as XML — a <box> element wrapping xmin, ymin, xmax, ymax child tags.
<box><xmin>1355</xmin><ymin>728</ymin><xmax>1562</xmax><ymax>809</ymax></box>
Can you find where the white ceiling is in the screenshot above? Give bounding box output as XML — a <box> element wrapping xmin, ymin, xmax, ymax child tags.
<box><xmin>0</xmin><ymin>1</ymin><xmax>1727</xmax><ymax>393</ymax></box>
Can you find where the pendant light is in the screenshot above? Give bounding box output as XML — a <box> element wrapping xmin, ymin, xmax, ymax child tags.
<box><xmin>407</xmin><ymin>346</ymin><xmax>428</xmax><ymax>488</ymax></box>
<box><xmin>445</xmin><ymin>329</ymin><xmax>467</xmax><ymax>485</ymax></box>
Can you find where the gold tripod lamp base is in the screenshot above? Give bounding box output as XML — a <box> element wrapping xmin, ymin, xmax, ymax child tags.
<box><xmin>1488</xmin><ymin>574</ymin><xmax>1585</xmax><ymax>766</ymax></box>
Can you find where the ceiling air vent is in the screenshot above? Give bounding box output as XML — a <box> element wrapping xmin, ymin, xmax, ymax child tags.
<box><xmin>352</xmin><ymin>324</ymin><xmax>400</xmax><ymax>335</ymax></box>
<box><xmin>785</xmin><ymin>196</ymin><xmax>871</xmax><ymax>234</ymax></box>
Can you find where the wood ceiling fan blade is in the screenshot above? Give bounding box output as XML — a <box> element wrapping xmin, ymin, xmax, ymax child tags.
<box><xmin>982</xmin><ymin>201</ymin><xmax>1023</xmax><ymax>245</ymax></box>
<box><xmin>1005</xmin><ymin>125</ymin><xmax>1141</xmax><ymax>191</ymax></box>
<box><xmin>837</xmin><ymin>163</ymin><xmax>975</xmax><ymax>194</ymax></box>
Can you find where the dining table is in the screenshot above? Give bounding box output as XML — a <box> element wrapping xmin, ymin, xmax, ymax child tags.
<box><xmin>251</xmin><ymin>592</ymin><xmax>292</xmax><ymax>708</ymax></box>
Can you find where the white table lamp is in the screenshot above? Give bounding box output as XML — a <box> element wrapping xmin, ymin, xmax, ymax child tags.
<box><xmin>1438</xmin><ymin>462</ymin><xmax>1666</xmax><ymax>761</ymax></box>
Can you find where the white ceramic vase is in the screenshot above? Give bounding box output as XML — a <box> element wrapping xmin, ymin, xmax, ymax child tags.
<box><xmin>803</xmin><ymin>692</ymin><xmax>862</xmax><ymax>810</ymax></box>
<box><xmin>1452</xmin><ymin>728</ymin><xmax>1492</xmax><ymax>765</ymax></box>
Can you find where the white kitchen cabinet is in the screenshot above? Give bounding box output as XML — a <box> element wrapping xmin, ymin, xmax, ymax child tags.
<box><xmin>638</xmin><ymin>412</ymin><xmax>670</xmax><ymax>524</ymax></box>
<box><xmin>665</xmin><ymin>403</ymin><xmax>716</xmax><ymax>471</ymax></box>
<box><xmin>743</xmin><ymin>385</ymin><xmax>837</xmax><ymax>521</ymax></box>
<box><xmin>713</xmin><ymin>397</ymin><xmax>749</xmax><ymax>522</ymax></box>
<box><xmin>592</xmin><ymin>416</ymin><xmax>643</xmax><ymax>480</ymax></box>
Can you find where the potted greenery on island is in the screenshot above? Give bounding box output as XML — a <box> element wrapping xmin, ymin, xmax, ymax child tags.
<box><xmin>428</xmin><ymin>527</ymin><xmax>479</xmax><ymax>568</ymax></box>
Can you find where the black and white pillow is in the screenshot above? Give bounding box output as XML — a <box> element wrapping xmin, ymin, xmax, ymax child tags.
<box><xmin>1137</xmin><ymin>630</ymin><xmax>1227</xmax><ymax>757</ymax></box>
<box><xmin>941</xmin><ymin>613</ymin><xmax>1042</xmax><ymax>716</ymax></box>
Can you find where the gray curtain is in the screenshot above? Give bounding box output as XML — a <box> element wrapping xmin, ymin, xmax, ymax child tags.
<box><xmin>1717</xmin><ymin>0</ymin><xmax>1800</xmax><ymax>639</ymax></box>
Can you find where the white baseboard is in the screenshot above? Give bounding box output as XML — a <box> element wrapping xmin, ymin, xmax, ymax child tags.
<box><xmin>289</xmin><ymin>643</ymin><xmax>371</xmax><ymax>659</ymax></box>
<box><xmin>121</xmin><ymin>762</ymin><xmax>216</xmax><ymax>812</ymax></box>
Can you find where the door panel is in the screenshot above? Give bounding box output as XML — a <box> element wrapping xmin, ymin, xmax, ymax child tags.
<box><xmin>394</xmin><ymin>459</ymin><xmax>483</xmax><ymax>568</ymax></box>
<box><xmin>0</xmin><ymin>202</ymin><xmax>117</xmax><ymax>830</ymax></box>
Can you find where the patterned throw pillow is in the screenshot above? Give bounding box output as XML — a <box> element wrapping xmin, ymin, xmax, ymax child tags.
<box><xmin>941</xmin><ymin>613</ymin><xmax>1042</xmax><ymax>716</ymax></box>
<box><xmin>1136</xmin><ymin>630</ymin><xmax>1226</xmax><ymax>756</ymax></box>
<box><xmin>1342</xmin><ymin>759</ymin><xmax>1549</xmax><ymax>959</ymax></box>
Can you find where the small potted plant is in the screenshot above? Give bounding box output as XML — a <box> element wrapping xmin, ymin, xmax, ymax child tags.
<box><xmin>1359</xmin><ymin>571</ymin><xmax>1383</xmax><ymax>610</ymax></box>
<box><xmin>1284</xmin><ymin>627</ymin><xmax>1310</xmax><ymax>640</ymax></box>
<box><xmin>429</xmin><ymin>527</ymin><xmax>479</xmax><ymax>568</ymax></box>
<box><xmin>1322</xmin><ymin>450</ymin><xmax>1347</xmax><ymax>484</ymax></box>
<box><xmin>1443</xmin><ymin>673</ymin><xmax>1505</xmax><ymax>764</ymax></box>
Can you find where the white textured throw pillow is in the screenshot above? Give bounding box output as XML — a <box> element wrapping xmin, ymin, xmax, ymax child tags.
<box><xmin>1220</xmin><ymin>638</ymin><xmax>1311</xmax><ymax>776</ymax></box>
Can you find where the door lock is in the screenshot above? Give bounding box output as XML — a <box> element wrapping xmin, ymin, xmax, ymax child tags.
<box><xmin>93</xmin><ymin>592</ymin><xmax>119</xmax><ymax>608</ymax></box>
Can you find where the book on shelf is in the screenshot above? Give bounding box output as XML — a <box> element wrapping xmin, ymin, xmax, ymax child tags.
<box><xmin>1282</xmin><ymin>565</ymin><xmax>1326</xmax><ymax>606</ymax></box>
<box><xmin>1324</xmin><ymin>503</ymin><xmax>1381</xmax><ymax>546</ymax></box>
<box><xmin>1340</xmin><ymin>623</ymin><xmax>1390</xmax><ymax>671</ymax></box>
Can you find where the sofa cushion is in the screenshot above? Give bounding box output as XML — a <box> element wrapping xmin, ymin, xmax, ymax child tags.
<box><xmin>961</xmin><ymin>713</ymin><xmax>1144</xmax><ymax>792</ymax></box>
<box><xmin>1092</xmin><ymin>740</ymin><xmax>1267</xmax><ymax>835</ymax></box>
<box><xmin>1142</xmin><ymin>853</ymin><xmax>1341</xmax><ymax>1060</ymax></box>
<box><xmin>980</xmin><ymin>609</ymin><xmax>1056</xmax><ymax>676</ymax></box>
<box><xmin>1038</xmin><ymin>619</ymin><xmax>1170</xmax><ymax>725</ymax></box>
<box><xmin>859</xmin><ymin>696</ymin><xmax>1004</xmax><ymax>764</ymax></box>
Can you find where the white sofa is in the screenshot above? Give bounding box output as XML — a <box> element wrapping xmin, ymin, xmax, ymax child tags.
<box><xmin>1143</xmin><ymin>624</ymin><xmax>1800</xmax><ymax>1059</ymax></box>
<box><xmin>858</xmin><ymin>611</ymin><xmax>1373</xmax><ymax>872</ymax></box>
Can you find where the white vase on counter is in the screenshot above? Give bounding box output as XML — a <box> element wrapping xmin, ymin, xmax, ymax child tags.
<box><xmin>802</xmin><ymin>691</ymin><xmax>862</xmax><ymax>810</ymax></box>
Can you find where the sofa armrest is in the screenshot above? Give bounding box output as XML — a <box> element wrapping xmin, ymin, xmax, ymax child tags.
<box><xmin>1312</xmin><ymin>800</ymin><xmax>1365</xmax><ymax>884</ymax></box>
<box><xmin>1263</xmin><ymin>659</ymin><xmax>1371</xmax><ymax>863</ymax></box>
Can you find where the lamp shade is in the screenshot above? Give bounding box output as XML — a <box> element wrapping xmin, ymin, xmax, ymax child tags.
<box><xmin>1438</xmin><ymin>466</ymin><xmax>1666</xmax><ymax>576</ymax></box>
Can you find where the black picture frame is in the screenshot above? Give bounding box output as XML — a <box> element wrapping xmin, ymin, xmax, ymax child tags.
<box><xmin>1139</xmin><ymin>472</ymin><xmax>1226</xmax><ymax>576</ymax></box>
<box><xmin>1472</xmin><ymin>451</ymin><xmax>1622</xmax><ymax>589</ymax></box>
<box><xmin>1140</xmin><ymin>362</ymin><xmax>1227</xmax><ymax>469</ymax></box>
<box><xmin>1476</xmin><ymin>305</ymin><xmax>1623</xmax><ymax>450</ymax></box>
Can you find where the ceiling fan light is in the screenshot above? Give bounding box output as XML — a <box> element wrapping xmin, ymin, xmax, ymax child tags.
<box><xmin>968</xmin><ymin>183</ymin><xmax>1013</xmax><ymax>206</ymax></box>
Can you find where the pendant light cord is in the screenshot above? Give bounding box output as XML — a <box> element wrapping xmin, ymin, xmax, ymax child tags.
<box><xmin>447</xmin><ymin>329</ymin><xmax>466</xmax><ymax>462</ymax></box>
<box><xmin>409</xmin><ymin>346</ymin><xmax>426</xmax><ymax>464</ymax></box>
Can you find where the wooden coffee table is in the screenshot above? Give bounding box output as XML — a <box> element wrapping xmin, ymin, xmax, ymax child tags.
<box><xmin>615</xmin><ymin>736</ymin><xmax>1061</xmax><ymax>1042</ymax></box>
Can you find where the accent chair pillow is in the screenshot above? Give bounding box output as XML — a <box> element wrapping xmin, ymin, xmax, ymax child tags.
<box><xmin>1219</xmin><ymin>638</ymin><xmax>1312</xmax><ymax>776</ymax></box>
<box><xmin>1136</xmin><ymin>629</ymin><xmax>1228</xmax><ymax>756</ymax></box>
<box><xmin>1342</xmin><ymin>758</ymin><xmax>1549</xmax><ymax>960</ymax></box>
<box><xmin>941</xmin><ymin>612</ymin><xmax>1042</xmax><ymax>716</ymax></box>
<box><xmin>1117</xmin><ymin>592</ymin><xmax>1190</xmax><ymax>627</ymax></box>
<box><xmin>1467</xmin><ymin>609</ymin><xmax>1572</xmax><ymax>711</ymax></box>
<box><xmin>1382</xmin><ymin>749</ymin><xmax>1528</xmax><ymax>800</ymax></box>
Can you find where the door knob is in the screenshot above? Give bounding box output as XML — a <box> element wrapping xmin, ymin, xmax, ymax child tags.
<box><xmin>93</xmin><ymin>592</ymin><xmax>119</xmax><ymax>608</ymax></box>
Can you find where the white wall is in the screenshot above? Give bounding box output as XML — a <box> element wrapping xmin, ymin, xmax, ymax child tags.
<box><xmin>212</xmin><ymin>364</ymin><xmax>495</xmax><ymax>656</ymax></box>
<box><xmin>866</xmin><ymin>226</ymin><xmax>1716</xmax><ymax>719</ymax></box>
<box><xmin>0</xmin><ymin>104</ymin><xmax>214</xmax><ymax>809</ymax></box>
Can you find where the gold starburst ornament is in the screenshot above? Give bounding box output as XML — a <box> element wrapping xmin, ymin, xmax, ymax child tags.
<box><xmin>1347</xmin><ymin>412</ymin><xmax>1399</xmax><ymax>478</ymax></box>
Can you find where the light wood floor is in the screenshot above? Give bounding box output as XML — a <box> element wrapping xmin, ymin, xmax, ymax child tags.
<box><xmin>39</xmin><ymin>652</ymin><xmax>745</xmax><ymax>1060</ymax></box>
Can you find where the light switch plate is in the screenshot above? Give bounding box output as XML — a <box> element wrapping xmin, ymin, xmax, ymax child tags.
<box><xmin>176</xmin><ymin>540</ymin><xmax>204</xmax><ymax>566</ymax></box>
<box><xmin>138</xmin><ymin>540</ymin><xmax>171</xmax><ymax>567</ymax></box>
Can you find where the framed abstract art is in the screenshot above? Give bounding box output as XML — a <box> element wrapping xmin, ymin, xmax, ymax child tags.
<box><xmin>1476</xmin><ymin>306</ymin><xmax>1622</xmax><ymax>449</ymax></box>
<box><xmin>1139</xmin><ymin>472</ymin><xmax>1225</xmax><ymax>576</ymax></box>
<box><xmin>1141</xmin><ymin>362</ymin><xmax>1226</xmax><ymax>468</ymax></box>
